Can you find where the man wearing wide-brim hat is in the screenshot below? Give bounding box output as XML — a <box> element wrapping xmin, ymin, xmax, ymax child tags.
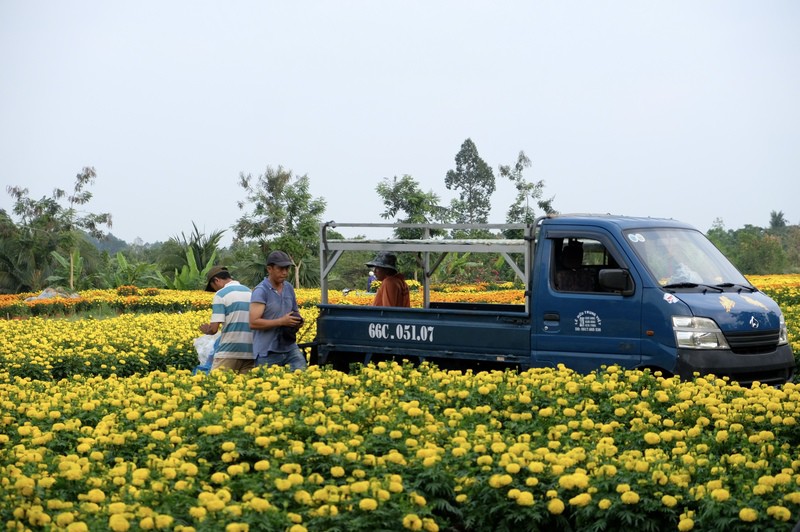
<box><xmin>366</xmin><ymin>252</ymin><xmax>410</xmax><ymax>307</ymax></box>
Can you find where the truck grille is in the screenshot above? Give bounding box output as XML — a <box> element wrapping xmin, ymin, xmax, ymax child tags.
<box><xmin>724</xmin><ymin>329</ymin><xmax>780</xmax><ymax>355</ymax></box>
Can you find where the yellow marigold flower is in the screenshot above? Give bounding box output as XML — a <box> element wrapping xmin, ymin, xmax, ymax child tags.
<box><xmin>139</xmin><ymin>517</ymin><xmax>155</xmax><ymax>530</ymax></box>
<box><xmin>678</xmin><ymin>518</ymin><xmax>694</xmax><ymax>531</ymax></box>
<box><xmin>598</xmin><ymin>498</ymin><xmax>612</xmax><ymax>510</ymax></box>
<box><xmin>547</xmin><ymin>498</ymin><xmax>565</xmax><ymax>514</ymax></box>
<box><xmin>86</xmin><ymin>488</ymin><xmax>105</xmax><ymax>503</ymax></box>
<box><xmin>108</xmin><ymin>502</ymin><xmax>127</xmax><ymax>514</ymax></box>
<box><xmin>774</xmin><ymin>473</ymin><xmax>792</xmax><ymax>485</ymax></box>
<box><xmin>57</xmin><ymin>513</ymin><xmax>75</xmax><ymax>526</ymax></box>
<box><xmin>456</xmin><ymin>494</ymin><xmax>467</xmax><ymax>503</ymax></box>
<box><xmin>569</xmin><ymin>493</ymin><xmax>592</xmax><ymax>507</ymax></box>
<box><xmin>621</xmin><ymin>491</ymin><xmax>640</xmax><ymax>504</ymax></box>
<box><xmin>351</xmin><ymin>481</ymin><xmax>370</xmax><ymax>494</ymax></box>
<box><xmin>616</xmin><ymin>483</ymin><xmax>630</xmax><ymax>493</ymax></box>
<box><xmin>766</xmin><ymin>506</ymin><xmax>791</xmax><ymax>521</ymax></box>
<box><xmin>411</xmin><ymin>492</ymin><xmax>427</xmax><ymax>506</ymax></box>
<box><xmin>359</xmin><ymin>498</ymin><xmax>378</xmax><ymax>511</ymax></box>
<box><xmin>330</xmin><ymin>466</ymin><xmax>345</xmax><ymax>477</ymax></box>
<box><xmin>225</xmin><ymin>524</ymin><xmax>249</xmax><ymax>532</ymax></box>
<box><xmin>67</xmin><ymin>523</ymin><xmax>89</xmax><ymax>532</ymax></box>
<box><xmin>422</xmin><ymin>517</ymin><xmax>439</xmax><ymax>532</ymax></box>
<box><xmin>181</xmin><ymin>462</ymin><xmax>199</xmax><ymax>476</ymax></box>
<box><xmin>288</xmin><ymin>526</ymin><xmax>307</xmax><ymax>532</ymax></box>
<box><xmin>710</xmin><ymin>488</ymin><xmax>730</xmax><ymax>502</ymax></box>
<box><xmin>643</xmin><ymin>432</ymin><xmax>661</xmax><ymax>445</ymax></box>
<box><xmin>488</xmin><ymin>474</ymin><xmax>513</xmax><ymax>488</ymax></box>
<box><xmin>738</xmin><ymin>508</ymin><xmax>758</xmax><ymax>522</ymax></box>
<box><xmin>402</xmin><ymin>514</ymin><xmax>423</xmax><ymax>531</ymax></box>
<box><xmin>221</xmin><ymin>441</ymin><xmax>236</xmax><ymax>452</ymax></box>
<box><xmin>661</xmin><ymin>495</ymin><xmax>678</xmax><ymax>507</ymax></box>
<box><xmin>108</xmin><ymin>514</ymin><xmax>130</xmax><ymax>532</ymax></box>
<box><xmin>506</xmin><ymin>462</ymin><xmax>521</xmax><ymax>474</ymax></box>
<box><xmin>274</xmin><ymin>478</ymin><xmax>292</xmax><ymax>491</ymax></box>
<box><xmin>210</xmin><ymin>472</ymin><xmax>228</xmax><ymax>484</ymax></box>
<box><xmin>250</xmin><ymin>497</ymin><xmax>270</xmax><ymax>512</ymax></box>
<box><xmin>476</xmin><ymin>455</ymin><xmax>493</xmax><ymax>466</ymax></box>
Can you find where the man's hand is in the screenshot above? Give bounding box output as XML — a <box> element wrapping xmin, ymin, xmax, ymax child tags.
<box><xmin>283</xmin><ymin>311</ymin><xmax>303</xmax><ymax>328</ymax></box>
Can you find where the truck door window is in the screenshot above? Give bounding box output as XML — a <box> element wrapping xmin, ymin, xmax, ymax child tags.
<box><xmin>552</xmin><ymin>237</ymin><xmax>620</xmax><ymax>293</ymax></box>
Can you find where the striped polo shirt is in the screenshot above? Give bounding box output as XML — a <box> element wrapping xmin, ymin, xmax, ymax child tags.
<box><xmin>210</xmin><ymin>281</ymin><xmax>254</xmax><ymax>360</ymax></box>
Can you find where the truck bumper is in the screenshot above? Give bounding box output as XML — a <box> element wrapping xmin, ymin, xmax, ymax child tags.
<box><xmin>674</xmin><ymin>344</ymin><xmax>795</xmax><ymax>386</ymax></box>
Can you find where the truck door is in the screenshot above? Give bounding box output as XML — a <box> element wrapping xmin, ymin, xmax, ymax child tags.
<box><xmin>532</xmin><ymin>230</ymin><xmax>643</xmax><ymax>373</ymax></box>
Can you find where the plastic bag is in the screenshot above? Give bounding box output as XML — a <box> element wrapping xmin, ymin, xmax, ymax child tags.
<box><xmin>194</xmin><ymin>334</ymin><xmax>219</xmax><ymax>365</ymax></box>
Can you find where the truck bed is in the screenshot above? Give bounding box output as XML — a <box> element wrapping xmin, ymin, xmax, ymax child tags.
<box><xmin>314</xmin><ymin>303</ymin><xmax>532</xmax><ymax>371</ymax></box>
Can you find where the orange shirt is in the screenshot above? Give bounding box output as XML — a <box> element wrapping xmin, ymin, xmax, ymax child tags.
<box><xmin>373</xmin><ymin>273</ymin><xmax>411</xmax><ymax>307</ymax></box>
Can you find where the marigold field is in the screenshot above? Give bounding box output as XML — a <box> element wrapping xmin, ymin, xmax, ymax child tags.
<box><xmin>1</xmin><ymin>275</ymin><xmax>799</xmax><ymax>531</ymax></box>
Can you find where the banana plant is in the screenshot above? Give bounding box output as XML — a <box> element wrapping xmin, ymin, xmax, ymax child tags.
<box><xmin>171</xmin><ymin>249</ymin><xmax>217</xmax><ymax>290</ymax></box>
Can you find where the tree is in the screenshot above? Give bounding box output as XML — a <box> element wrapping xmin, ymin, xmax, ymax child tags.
<box><xmin>445</xmin><ymin>138</ymin><xmax>495</xmax><ymax>226</ymax></box>
<box><xmin>769</xmin><ymin>210</ymin><xmax>788</xmax><ymax>231</ymax></box>
<box><xmin>734</xmin><ymin>226</ymin><xmax>787</xmax><ymax>274</ymax></box>
<box><xmin>1</xmin><ymin>167</ymin><xmax>112</xmax><ymax>293</ymax></box>
<box><xmin>234</xmin><ymin>165</ymin><xmax>326</xmax><ymax>288</ymax></box>
<box><xmin>499</xmin><ymin>150</ymin><xmax>557</xmax><ymax>238</ymax></box>
<box><xmin>376</xmin><ymin>175</ymin><xmax>448</xmax><ymax>239</ymax></box>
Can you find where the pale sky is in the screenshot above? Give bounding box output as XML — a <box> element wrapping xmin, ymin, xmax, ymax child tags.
<box><xmin>1</xmin><ymin>1</ymin><xmax>798</xmax><ymax>246</ymax></box>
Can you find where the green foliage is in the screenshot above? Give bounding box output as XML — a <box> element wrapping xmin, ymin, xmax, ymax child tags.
<box><xmin>376</xmin><ymin>175</ymin><xmax>449</xmax><ymax>239</ymax></box>
<box><xmin>499</xmin><ymin>150</ymin><xmax>557</xmax><ymax>238</ymax></box>
<box><xmin>234</xmin><ymin>165</ymin><xmax>326</xmax><ymax>288</ymax></box>
<box><xmin>170</xmin><ymin>249</ymin><xmax>217</xmax><ymax>290</ymax></box>
<box><xmin>1</xmin><ymin>167</ymin><xmax>112</xmax><ymax>292</ymax></box>
<box><xmin>445</xmin><ymin>138</ymin><xmax>496</xmax><ymax>226</ymax></box>
<box><xmin>169</xmin><ymin>221</ymin><xmax>225</xmax><ymax>272</ymax></box>
<box><xmin>46</xmin><ymin>250</ymin><xmax>89</xmax><ymax>290</ymax></box>
<box><xmin>98</xmin><ymin>252</ymin><xmax>167</xmax><ymax>288</ymax></box>
<box><xmin>707</xmin><ymin>220</ymin><xmax>791</xmax><ymax>274</ymax></box>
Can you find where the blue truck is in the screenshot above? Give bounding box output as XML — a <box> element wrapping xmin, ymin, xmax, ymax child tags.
<box><xmin>311</xmin><ymin>216</ymin><xmax>795</xmax><ymax>386</ymax></box>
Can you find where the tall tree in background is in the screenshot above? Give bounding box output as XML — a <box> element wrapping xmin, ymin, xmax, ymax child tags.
<box><xmin>769</xmin><ymin>210</ymin><xmax>787</xmax><ymax>232</ymax></box>
<box><xmin>0</xmin><ymin>167</ymin><xmax>111</xmax><ymax>293</ymax></box>
<box><xmin>234</xmin><ymin>165</ymin><xmax>326</xmax><ymax>287</ymax></box>
<box><xmin>499</xmin><ymin>150</ymin><xmax>557</xmax><ymax>238</ymax></box>
<box><xmin>376</xmin><ymin>175</ymin><xmax>448</xmax><ymax>239</ymax></box>
<box><xmin>445</xmin><ymin>138</ymin><xmax>495</xmax><ymax>226</ymax></box>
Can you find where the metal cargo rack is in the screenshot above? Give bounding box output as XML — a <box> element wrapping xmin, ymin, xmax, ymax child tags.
<box><xmin>319</xmin><ymin>221</ymin><xmax>537</xmax><ymax>312</ymax></box>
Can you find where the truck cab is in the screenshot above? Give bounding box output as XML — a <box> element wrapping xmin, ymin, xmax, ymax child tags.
<box><xmin>312</xmin><ymin>216</ymin><xmax>795</xmax><ymax>386</ymax></box>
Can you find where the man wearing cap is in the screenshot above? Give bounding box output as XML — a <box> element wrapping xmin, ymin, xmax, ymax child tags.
<box><xmin>200</xmin><ymin>266</ymin><xmax>255</xmax><ymax>373</ymax></box>
<box><xmin>366</xmin><ymin>252</ymin><xmax>411</xmax><ymax>307</ymax></box>
<box><xmin>249</xmin><ymin>250</ymin><xmax>307</xmax><ymax>371</ymax></box>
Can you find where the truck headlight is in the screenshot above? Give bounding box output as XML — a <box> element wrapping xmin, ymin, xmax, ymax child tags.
<box><xmin>778</xmin><ymin>314</ymin><xmax>789</xmax><ymax>346</ymax></box>
<box><xmin>672</xmin><ymin>316</ymin><xmax>730</xmax><ymax>350</ymax></box>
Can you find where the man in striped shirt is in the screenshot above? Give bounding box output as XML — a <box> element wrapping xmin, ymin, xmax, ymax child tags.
<box><xmin>199</xmin><ymin>266</ymin><xmax>255</xmax><ymax>373</ymax></box>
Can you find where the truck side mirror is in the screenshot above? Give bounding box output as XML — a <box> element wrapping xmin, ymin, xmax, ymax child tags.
<box><xmin>598</xmin><ymin>269</ymin><xmax>634</xmax><ymax>296</ymax></box>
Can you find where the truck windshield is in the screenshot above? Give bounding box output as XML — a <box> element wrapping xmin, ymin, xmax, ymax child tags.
<box><xmin>625</xmin><ymin>228</ymin><xmax>752</xmax><ymax>289</ymax></box>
